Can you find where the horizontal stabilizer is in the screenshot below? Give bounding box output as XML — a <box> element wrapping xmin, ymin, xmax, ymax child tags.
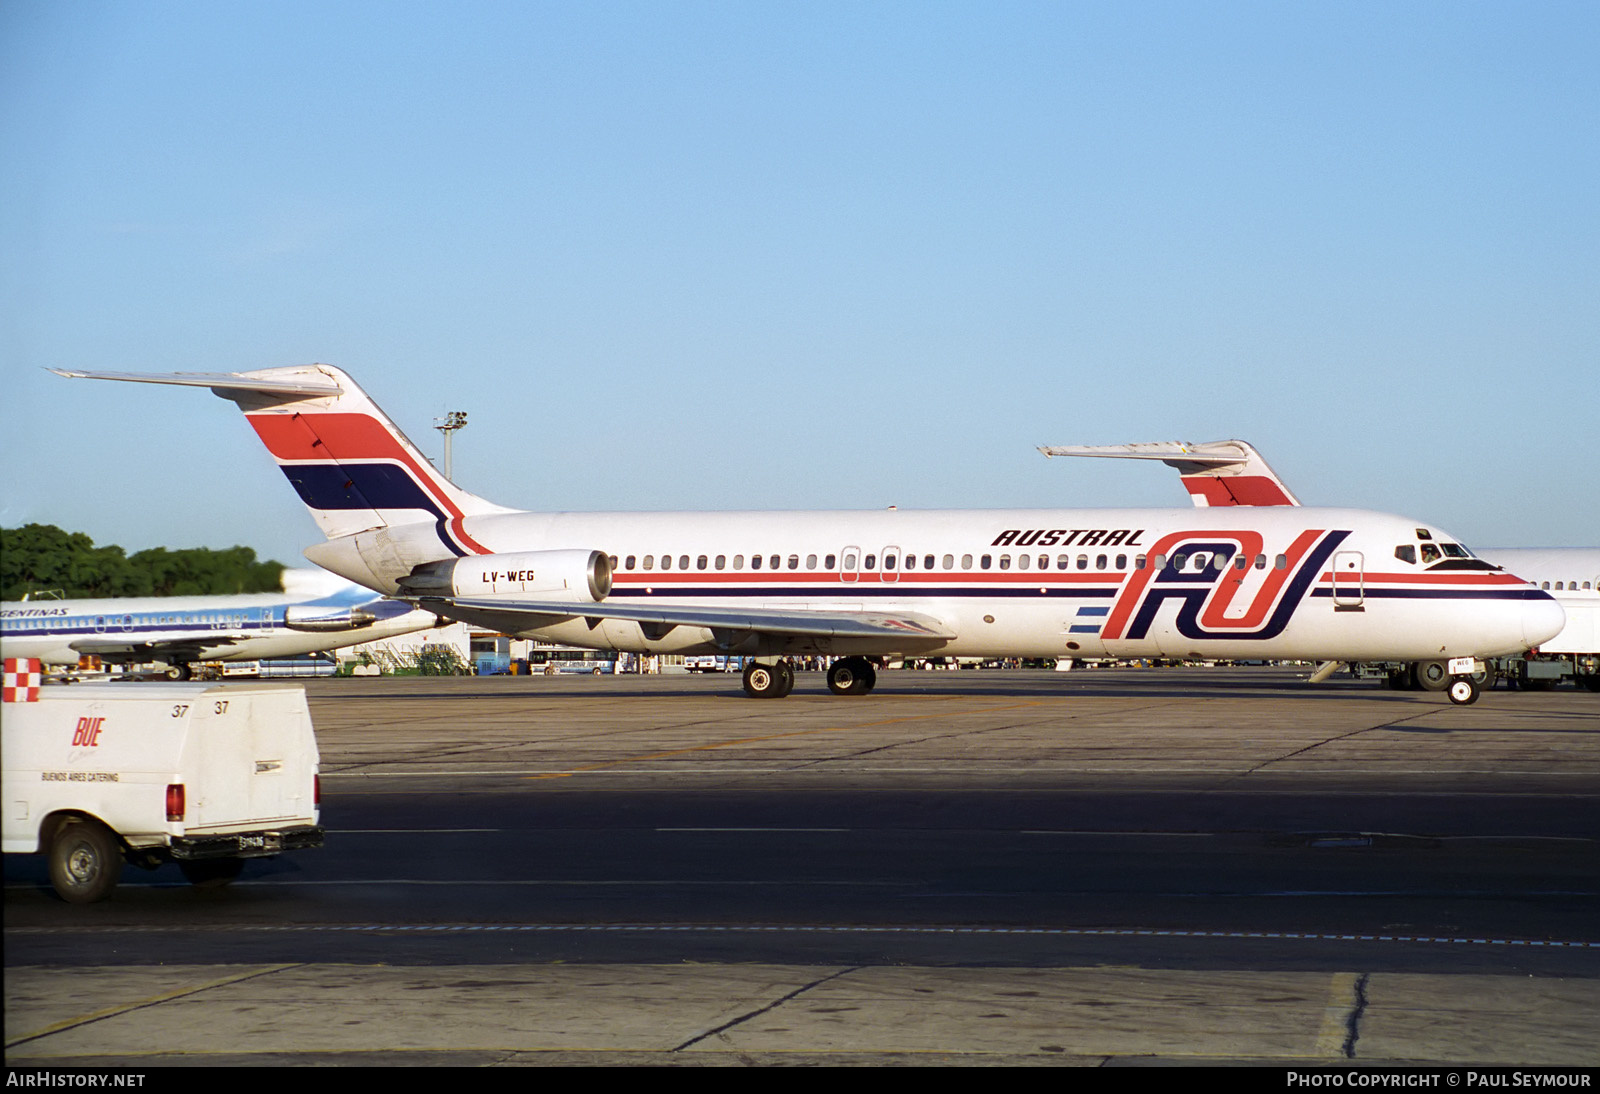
<box><xmin>49</xmin><ymin>368</ymin><xmax>344</xmax><ymax>398</ymax></box>
<box><xmin>1039</xmin><ymin>439</ymin><xmax>1300</xmax><ymax>507</ymax></box>
<box><xmin>56</xmin><ymin>363</ymin><xmax>511</xmax><ymax>547</ymax></box>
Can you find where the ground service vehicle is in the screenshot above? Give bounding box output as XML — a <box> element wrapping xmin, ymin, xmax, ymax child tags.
<box><xmin>2</xmin><ymin>666</ymin><xmax>323</xmax><ymax>902</ymax></box>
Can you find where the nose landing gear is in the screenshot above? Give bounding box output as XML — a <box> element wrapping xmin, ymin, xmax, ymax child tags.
<box><xmin>1447</xmin><ymin>675</ymin><xmax>1480</xmax><ymax>705</ymax></box>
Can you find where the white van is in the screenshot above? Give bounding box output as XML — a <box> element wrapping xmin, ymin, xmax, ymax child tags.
<box><xmin>2</xmin><ymin>681</ymin><xmax>323</xmax><ymax>902</ymax></box>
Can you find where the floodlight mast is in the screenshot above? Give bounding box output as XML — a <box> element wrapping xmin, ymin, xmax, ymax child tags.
<box><xmin>433</xmin><ymin>410</ymin><xmax>468</xmax><ymax>481</ymax></box>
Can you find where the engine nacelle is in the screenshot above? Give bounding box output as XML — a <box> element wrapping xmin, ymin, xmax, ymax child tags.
<box><xmin>398</xmin><ymin>549</ymin><xmax>612</xmax><ymax>603</ymax></box>
<box><xmin>283</xmin><ymin>605</ymin><xmax>378</xmax><ymax>632</ymax></box>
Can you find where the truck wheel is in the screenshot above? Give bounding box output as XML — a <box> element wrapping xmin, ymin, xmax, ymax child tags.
<box><xmin>48</xmin><ymin>818</ymin><xmax>123</xmax><ymax>904</ymax></box>
<box><xmin>179</xmin><ymin>858</ymin><xmax>245</xmax><ymax>889</ymax></box>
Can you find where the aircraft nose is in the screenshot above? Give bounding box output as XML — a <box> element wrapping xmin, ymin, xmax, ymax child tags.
<box><xmin>1523</xmin><ymin>593</ymin><xmax>1566</xmax><ymax>649</ymax></box>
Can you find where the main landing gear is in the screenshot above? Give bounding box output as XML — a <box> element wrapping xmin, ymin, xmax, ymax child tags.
<box><xmin>740</xmin><ymin>657</ymin><xmax>880</xmax><ymax>698</ymax></box>
<box><xmin>826</xmin><ymin>657</ymin><xmax>877</xmax><ymax>696</ymax></box>
<box><xmin>742</xmin><ymin>660</ymin><xmax>794</xmax><ymax>699</ymax></box>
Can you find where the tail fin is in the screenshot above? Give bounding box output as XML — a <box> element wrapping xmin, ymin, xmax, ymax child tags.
<box><xmin>1037</xmin><ymin>440</ymin><xmax>1301</xmax><ymax>507</ymax></box>
<box><xmin>51</xmin><ymin>365</ymin><xmax>511</xmax><ymax>551</ymax></box>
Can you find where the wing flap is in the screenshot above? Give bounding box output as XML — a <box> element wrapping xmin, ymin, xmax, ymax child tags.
<box><xmin>421</xmin><ymin>596</ymin><xmax>956</xmax><ymax>641</ymax></box>
<box><xmin>69</xmin><ymin>634</ymin><xmax>250</xmax><ymax>657</ymax></box>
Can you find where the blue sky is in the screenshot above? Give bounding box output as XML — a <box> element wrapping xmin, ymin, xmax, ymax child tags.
<box><xmin>3</xmin><ymin>1</ymin><xmax>1595</xmax><ymax>566</ymax></box>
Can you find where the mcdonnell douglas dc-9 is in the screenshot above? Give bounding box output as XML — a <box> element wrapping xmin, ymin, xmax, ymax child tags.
<box><xmin>56</xmin><ymin>366</ymin><xmax>1564</xmax><ymax>704</ymax></box>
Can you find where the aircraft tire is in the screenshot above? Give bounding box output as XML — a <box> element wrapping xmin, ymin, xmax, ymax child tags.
<box><xmin>48</xmin><ymin>818</ymin><xmax>122</xmax><ymax>904</ymax></box>
<box><xmin>1447</xmin><ymin>676</ymin><xmax>1480</xmax><ymax>705</ymax></box>
<box><xmin>775</xmin><ymin>660</ymin><xmax>794</xmax><ymax>697</ymax></box>
<box><xmin>743</xmin><ymin>661</ymin><xmax>788</xmax><ymax>699</ymax></box>
<box><xmin>1414</xmin><ymin>661</ymin><xmax>1450</xmax><ymax>691</ymax></box>
<box><xmin>827</xmin><ymin>658</ymin><xmax>874</xmax><ymax>696</ymax></box>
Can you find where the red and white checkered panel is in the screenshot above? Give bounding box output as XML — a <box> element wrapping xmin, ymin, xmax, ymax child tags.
<box><xmin>3</xmin><ymin>658</ymin><xmax>43</xmax><ymax>702</ymax></box>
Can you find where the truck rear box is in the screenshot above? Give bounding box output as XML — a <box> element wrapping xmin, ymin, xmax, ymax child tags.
<box><xmin>3</xmin><ymin>678</ymin><xmax>322</xmax><ymax>901</ymax></box>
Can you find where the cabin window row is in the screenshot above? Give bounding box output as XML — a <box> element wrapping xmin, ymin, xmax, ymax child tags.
<box><xmin>615</xmin><ymin>551</ymin><xmax>1292</xmax><ymax>573</ymax></box>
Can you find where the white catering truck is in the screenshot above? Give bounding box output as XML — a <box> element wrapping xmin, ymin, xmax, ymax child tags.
<box><xmin>2</xmin><ymin>678</ymin><xmax>323</xmax><ymax>902</ymax></box>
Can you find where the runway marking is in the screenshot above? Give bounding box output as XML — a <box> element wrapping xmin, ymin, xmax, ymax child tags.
<box><xmin>8</xmin><ymin>923</ymin><xmax>1596</xmax><ymax>949</ymax></box>
<box><xmin>336</xmin><ymin>828</ymin><xmax>500</xmax><ymax>834</ymax></box>
<box><xmin>522</xmin><ymin>701</ymin><xmax>1049</xmax><ymax>780</ymax></box>
<box><xmin>3</xmin><ymin>963</ymin><xmax>301</xmax><ymax>1050</ymax></box>
<box><xmin>319</xmin><ymin>768</ymin><xmax>1600</xmax><ymax>781</ymax></box>
<box><xmin>657</xmin><ymin>827</ymin><xmax>851</xmax><ymax>832</ymax></box>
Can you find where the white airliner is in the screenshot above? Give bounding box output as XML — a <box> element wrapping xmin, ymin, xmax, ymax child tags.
<box><xmin>1</xmin><ymin>581</ymin><xmax>438</xmax><ymax>678</ymax></box>
<box><xmin>54</xmin><ymin>366</ymin><xmax>1564</xmax><ymax>704</ymax></box>
<box><xmin>1041</xmin><ymin>440</ymin><xmax>1598</xmax><ymax>689</ymax></box>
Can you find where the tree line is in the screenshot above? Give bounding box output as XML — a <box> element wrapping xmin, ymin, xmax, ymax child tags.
<box><xmin>1</xmin><ymin>524</ymin><xmax>286</xmax><ymax>601</ymax></box>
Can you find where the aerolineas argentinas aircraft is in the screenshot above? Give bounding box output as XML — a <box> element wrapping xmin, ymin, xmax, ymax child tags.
<box><xmin>1</xmin><ymin>582</ymin><xmax>437</xmax><ymax>677</ymax></box>
<box><xmin>55</xmin><ymin>366</ymin><xmax>1564</xmax><ymax>705</ymax></box>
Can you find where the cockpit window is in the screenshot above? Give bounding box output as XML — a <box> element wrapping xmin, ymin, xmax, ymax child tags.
<box><xmin>1439</xmin><ymin>543</ymin><xmax>1472</xmax><ymax>558</ymax></box>
<box><xmin>1394</xmin><ymin>545</ymin><xmax>1417</xmax><ymax>565</ymax></box>
<box><xmin>1420</xmin><ymin>544</ymin><xmax>1441</xmax><ymax>563</ymax></box>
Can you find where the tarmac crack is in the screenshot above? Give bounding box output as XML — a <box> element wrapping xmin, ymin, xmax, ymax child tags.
<box><xmin>1240</xmin><ymin>710</ymin><xmax>1440</xmax><ymax>777</ymax></box>
<box><xmin>1343</xmin><ymin>972</ymin><xmax>1371</xmax><ymax>1058</ymax></box>
<box><xmin>671</xmin><ymin>966</ymin><xmax>864</xmax><ymax>1052</ymax></box>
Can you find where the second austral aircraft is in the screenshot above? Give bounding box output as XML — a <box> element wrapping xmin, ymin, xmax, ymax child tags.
<box><xmin>55</xmin><ymin>365</ymin><xmax>1564</xmax><ymax>704</ymax></box>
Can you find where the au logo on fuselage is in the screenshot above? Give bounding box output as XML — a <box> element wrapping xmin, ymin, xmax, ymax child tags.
<box><xmin>1103</xmin><ymin>529</ymin><xmax>1349</xmax><ymax>642</ymax></box>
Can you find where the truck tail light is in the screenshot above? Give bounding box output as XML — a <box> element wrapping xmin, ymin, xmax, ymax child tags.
<box><xmin>314</xmin><ymin>774</ymin><xmax>321</xmax><ymax>807</ymax></box>
<box><xmin>166</xmin><ymin>783</ymin><xmax>185</xmax><ymax>822</ymax></box>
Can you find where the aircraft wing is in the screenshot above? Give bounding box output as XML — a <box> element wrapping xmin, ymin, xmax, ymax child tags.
<box><xmin>67</xmin><ymin>634</ymin><xmax>250</xmax><ymax>658</ymax></box>
<box><xmin>415</xmin><ymin>596</ymin><xmax>956</xmax><ymax>642</ymax></box>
